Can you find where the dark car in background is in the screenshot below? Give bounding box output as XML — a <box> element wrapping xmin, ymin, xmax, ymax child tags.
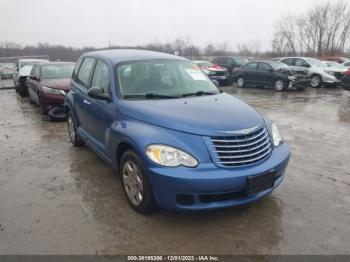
<box><xmin>194</xmin><ymin>60</ymin><xmax>229</xmax><ymax>85</ymax></box>
<box><xmin>27</xmin><ymin>62</ymin><xmax>75</xmax><ymax>120</ymax></box>
<box><xmin>212</xmin><ymin>56</ymin><xmax>250</xmax><ymax>76</ymax></box>
<box><xmin>231</xmin><ymin>60</ymin><xmax>309</xmax><ymax>91</ymax></box>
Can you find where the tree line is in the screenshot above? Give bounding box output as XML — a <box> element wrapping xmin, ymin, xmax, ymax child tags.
<box><xmin>1</xmin><ymin>0</ymin><xmax>350</xmax><ymax>62</ymax></box>
<box><xmin>272</xmin><ymin>0</ymin><xmax>350</xmax><ymax>56</ymax></box>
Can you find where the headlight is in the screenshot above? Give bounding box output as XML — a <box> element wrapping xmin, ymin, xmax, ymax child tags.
<box><xmin>271</xmin><ymin>123</ymin><xmax>283</xmax><ymax>147</ymax></box>
<box><xmin>42</xmin><ymin>86</ymin><xmax>65</xmax><ymax>96</ymax></box>
<box><xmin>324</xmin><ymin>70</ymin><xmax>335</xmax><ymax>75</ymax></box>
<box><xmin>146</xmin><ymin>145</ymin><xmax>198</xmax><ymax>167</ymax></box>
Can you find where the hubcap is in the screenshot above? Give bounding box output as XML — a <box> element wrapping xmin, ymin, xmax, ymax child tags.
<box><xmin>122</xmin><ymin>161</ymin><xmax>144</xmax><ymax>206</ymax></box>
<box><xmin>311</xmin><ymin>76</ymin><xmax>320</xmax><ymax>87</ymax></box>
<box><xmin>237</xmin><ymin>78</ymin><xmax>244</xmax><ymax>87</ymax></box>
<box><xmin>68</xmin><ymin>116</ymin><xmax>75</xmax><ymax>141</ymax></box>
<box><xmin>275</xmin><ymin>80</ymin><xmax>284</xmax><ymax>91</ymax></box>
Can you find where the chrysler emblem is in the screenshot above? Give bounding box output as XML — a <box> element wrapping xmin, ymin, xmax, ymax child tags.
<box><xmin>218</xmin><ymin>124</ymin><xmax>261</xmax><ymax>135</ymax></box>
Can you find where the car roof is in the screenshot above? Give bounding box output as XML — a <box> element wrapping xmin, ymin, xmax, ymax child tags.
<box><xmin>20</xmin><ymin>59</ymin><xmax>49</xmax><ymax>62</ymax></box>
<box><xmin>83</xmin><ymin>49</ymin><xmax>187</xmax><ymax>65</ymax></box>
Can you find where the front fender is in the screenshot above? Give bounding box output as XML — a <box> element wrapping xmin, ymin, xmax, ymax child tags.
<box><xmin>109</xmin><ymin>116</ymin><xmax>212</xmax><ymax>169</ymax></box>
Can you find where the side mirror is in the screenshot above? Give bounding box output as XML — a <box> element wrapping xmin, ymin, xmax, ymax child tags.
<box><xmin>30</xmin><ymin>75</ymin><xmax>38</xmax><ymax>80</ymax></box>
<box><xmin>88</xmin><ymin>86</ymin><xmax>111</xmax><ymax>102</ymax></box>
<box><xmin>212</xmin><ymin>80</ymin><xmax>219</xmax><ymax>87</ymax></box>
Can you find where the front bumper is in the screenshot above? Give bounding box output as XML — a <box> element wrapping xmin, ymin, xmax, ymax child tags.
<box><xmin>41</xmin><ymin>93</ymin><xmax>65</xmax><ymax>114</ymax></box>
<box><xmin>289</xmin><ymin>78</ymin><xmax>310</xmax><ymax>89</ymax></box>
<box><xmin>147</xmin><ymin>142</ymin><xmax>290</xmax><ymax>211</ymax></box>
<box><xmin>322</xmin><ymin>75</ymin><xmax>341</xmax><ymax>86</ymax></box>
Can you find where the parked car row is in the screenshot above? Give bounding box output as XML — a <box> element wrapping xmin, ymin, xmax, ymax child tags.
<box><xmin>193</xmin><ymin>55</ymin><xmax>350</xmax><ymax>91</ymax></box>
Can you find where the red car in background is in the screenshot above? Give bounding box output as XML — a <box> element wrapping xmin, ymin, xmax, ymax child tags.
<box><xmin>26</xmin><ymin>62</ymin><xmax>75</xmax><ymax>121</ymax></box>
<box><xmin>194</xmin><ymin>60</ymin><xmax>229</xmax><ymax>85</ymax></box>
<box><xmin>321</xmin><ymin>56</ymin><xmax>350</xmax><ymax>64</ymax></box>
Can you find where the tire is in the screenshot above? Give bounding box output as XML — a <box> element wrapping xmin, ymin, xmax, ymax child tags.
<box><xmin>67</xmin><ymin>111</ymin><xmax>85</xmax><ymax>147</ymax></box>
<box><xmin>274</xmin><ymin>79</ymin><xmax>286</xmax><ymax>91</ymax></box>
<box><xmin>18</xmin><ymin>80</ymin><xmax>28</xmax><ymax>97</ymax></box>
<box><xmin>310</xmin><ymin>74</ymin><xmax>322</xmax><ymax>88</ymax></box>
<box><xmin>236</xmin><ymin>76</ymin><xmax>245</xmax><ymax>88</ymax></box>
<box><xmin>120</xmin><ymin>150</ymin><xmax>157</xmax><ymax>214</ymax></box>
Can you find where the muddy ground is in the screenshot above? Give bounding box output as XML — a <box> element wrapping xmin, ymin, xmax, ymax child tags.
<box><xmin>0</xmin><ymin>86</ymin><xmax>349</xmax><ymax>255</ymax></box>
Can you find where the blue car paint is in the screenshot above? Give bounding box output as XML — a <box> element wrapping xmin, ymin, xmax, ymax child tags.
<box><xmin>65</xmin><ymin>49</ymin><xmax>290</xmax><ymax>211</ymax></box>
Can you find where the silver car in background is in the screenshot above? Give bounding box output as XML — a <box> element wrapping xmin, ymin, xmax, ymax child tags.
<box><xmin>277</xmin><ymin>57</ymin><xmax>347</xmax><ymax>87</ymax></box>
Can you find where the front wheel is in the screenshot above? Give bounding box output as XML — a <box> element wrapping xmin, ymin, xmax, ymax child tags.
<box><xmin>236</xmin><ymin>77</ymin><xmax>245</xmax><ymax>88</ymax></box>
<box><xmin>121</xmin><ymin>150</ymin><xmax>157</xmax><ymax>214</ymax></box>
<box><xmin>67</xmin><ymin>111</ymin><xmax>84</xmax><ymax>147</ymax></box>
<box><xmin>274</xmin><ymin>79</ymin><xmax>286</xmax><ymax>91</ymax></box>
<box><xmin>310</xmin><ymin>75</ymin><xmax>322</xmax><ymax>88</ymax></box>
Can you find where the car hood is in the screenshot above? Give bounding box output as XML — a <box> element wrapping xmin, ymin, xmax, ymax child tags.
<box><xmin>119</xmin><ymin>93</ymin><xmax>264</xmax><ymax>136</ymax></box>
<box><xmin>41</xmin><ymin>78</ymin><xmax>71</xmax><ymax>91</ymax></box>
<box><xmin>320</xmin><ymin>66</ymin><xmax>347</xmax><ymax>73</ymax></box>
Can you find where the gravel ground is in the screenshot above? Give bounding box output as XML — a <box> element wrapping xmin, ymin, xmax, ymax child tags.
<box><xmin>0</xmin><ymin>86</ymin><xmax>349</xmax><ymax>255</ymax></box>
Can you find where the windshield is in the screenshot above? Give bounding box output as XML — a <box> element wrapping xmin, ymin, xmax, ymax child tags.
<box><xmin>235</xmin><ymin>58</ymin><xmax>250</xmax><ymax>66</ymax></box>
<box><xmin>41</xmin><ymin>64</ymin><xmax>75</xmax><ymax>79</ymax></box>
<box><xmin>305</xmin><ymin>58</ymin><xmax>326</xmax><ymax>67</ymax></box>
<box><xmin>196</xmin><ymin>61</ymin><xmax>213</xmax><ymax>67</ymax></box>
<box><xmin>117</xmin><ymin>60</ymin><xmax>219</xmax><ymax>98</ymax></box>
<box><xmin>269</xmin><ymin>61</ymin><xmax>289</xmax><ymax>70</ymax></box>
<box><xmin>325</xmin><ymin>61</ymin><xmax>346</xmax><ymax>68</ymax></box>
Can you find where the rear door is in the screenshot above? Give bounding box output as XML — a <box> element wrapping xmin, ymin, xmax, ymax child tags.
<box><xmin>243</xmin><ymin>62</ymin><xmax>259</xmax><ymax>84</ymax></box>
<box><xmin>70</xmin><ymin>57</ymin><xmax>96</xmax><ymax>137</ymax></box>
<box><xmin>257</xmin><ymin>62</ymin><xmax>274</xmax><ymax>86</ymax></box>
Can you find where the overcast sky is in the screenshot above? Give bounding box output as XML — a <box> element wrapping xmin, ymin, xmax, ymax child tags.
<box><xmin>0</xmin><ymin>0</ymin><xmax>330</xmax><ymax>51</ymax></box>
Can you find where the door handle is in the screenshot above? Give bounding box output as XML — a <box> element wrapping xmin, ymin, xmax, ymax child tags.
<box><xmin>83</xmin><ymin>99</ymin><xmax>91</xmax><ymax>105</ymax></box>
<box><xmin>70</xmin><ymin>90</ymin><xmax>76</xmax><ymax>94</ymax></box>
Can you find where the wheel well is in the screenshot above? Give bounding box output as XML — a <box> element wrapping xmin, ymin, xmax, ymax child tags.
<box><xmin>116</xmin><ymin>142</ymin><xmax>134</xmax><ymax>169</ymax></box>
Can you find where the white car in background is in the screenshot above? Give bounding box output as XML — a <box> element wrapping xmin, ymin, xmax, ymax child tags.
<box><xmin>13</xmin><ymin>59</ymin><xmax>49</xmax><ymax>96</ymax></box>
<box><xmin>278</xmin><ymin>57</ymin><xmax>347</xmax><ymax>87</ymax></box>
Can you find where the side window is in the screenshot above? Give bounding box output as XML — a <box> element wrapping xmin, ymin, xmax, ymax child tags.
<box><xmin>281</xmin><ymin>58</ymin><xmax>294</xmax><ymax>66</ymax></box>
<box><xmin>30</xmin><ymin>65</ymin><xmax>37</xmax><ymax>76</ymax></box>
<box><xmin>244</xmin><ymin>63</ymin><xmax>258</xmax><ymax>70</ymax></box>
<box><xmin>295</xmin><ymin>59</ymin><xmax>310</xmax><ymax>68</ymax></box>
<box><xmin>72</xmin><ymin>58</ymin><xmax>83</xmax><ymax>81</ymax></box>
<box><xmin>91</xmin><ymin>61</ymin><xmax>110</xmax><ymax>93</ymax></box>
<box><xmin>34</xmin><ymin>65</ymin><xmax>40</xmax><ymax>78</ymax></box>
<box><xmin>77</xmin><ymin>57</ymin><xmax>96</xmax><ymax>88</ymax></box>
<box><xmin>258</xmin><ymin>63</ymin><xmax>272</xmax><ymax>71</ymax></box>
<box><xmin>227</xmin><ymin>58</ymin><xmax>235</xmax><ymax>66</ymax></box>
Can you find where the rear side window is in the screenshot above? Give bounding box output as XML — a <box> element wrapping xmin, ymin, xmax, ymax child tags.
<box><xmin>77</xmin><ymin>57</ymin><xmax>96</xmax><ymax>88</ymax></box>
<box><xmin>281</xmin><ymin>58</ymin><xmax>294</xmax><ymax>66</ymax></box>
<box><xmin>295</xmin><ymin>59</ymin><xmax>310</xmax><ymax>68</ymax></box>
<box><xmin>244</xmin><ymin>63</ymin><xmax>258</xmax><ymax>70</ymax></box>
<box><xmin>91</xmin><ymin>61</ymin><xmax>110</xmax><ymax>93</ymax></box>
<box><xmin>258</xmin><ymin>63</ymin><xmax>272</xmax><ymax>71</ymax></box>
<box><xmin>72</xmin><ymin>58</ymin><xmax>83</xmax><ymax>81</ymax></box>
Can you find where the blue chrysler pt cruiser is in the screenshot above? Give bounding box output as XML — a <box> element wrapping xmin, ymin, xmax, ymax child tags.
<box><xmin>65</xmin><ymin>49</ymin><xmax>290</xmax><ymax>214</ymax></box>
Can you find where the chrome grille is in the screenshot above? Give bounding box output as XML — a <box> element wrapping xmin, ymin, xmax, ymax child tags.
<box><xmin>205</xmin><ymin>126</ymin><xmax>272</xmax><ymax>167</ymax></box>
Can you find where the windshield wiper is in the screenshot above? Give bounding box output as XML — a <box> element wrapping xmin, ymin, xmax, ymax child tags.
<box><xmin>181</xmin><ymin>91</ymin><xmax>219</xmax><ymax>97</ymax></box>
<box><xmin>124</xmin><ymin>93</ymin><xmax>180</xmax><ymax>99</ymax></box>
